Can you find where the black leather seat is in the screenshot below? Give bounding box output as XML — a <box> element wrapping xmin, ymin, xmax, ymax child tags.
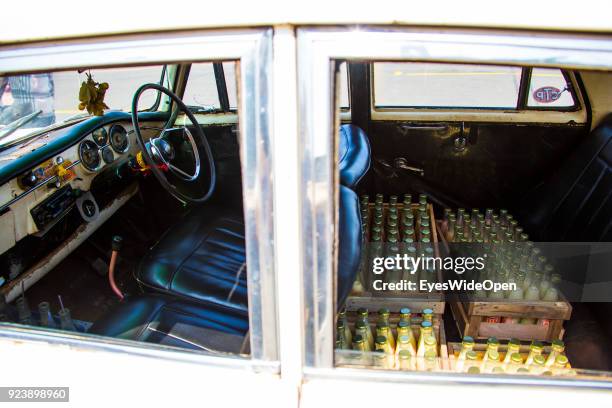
<box><xmin>90</xmin><ymin>294</ymin><xmax>248</xmax><ymax>352</ymax></box>
<box><xmin>516</xmin><ymin>114</ymin><xmax>612</xmax><ymax>242</ymax></box>
<box><xmin>91</xmin><ymin>124</ymin><xmax>371</xmax><ymax>348</ymax></box>
<box><xmin>136</xmin><ymin>209</ymin><xmax>248</xmax><ymax>313</ymax></box>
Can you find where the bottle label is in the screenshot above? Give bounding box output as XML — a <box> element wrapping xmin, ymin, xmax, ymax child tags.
<box><xmin>485</xmin><ymin>316</ymin><xmax>501</xmax><ymax>323</ymax></box>
<box><xmin>538</xmin><ymin>318</ymin><xmax>550</xmax><ymax>328</ymax></box>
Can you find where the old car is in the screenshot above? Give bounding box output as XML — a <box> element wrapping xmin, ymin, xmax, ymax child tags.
<box><xmin>0</xmin><ymin>2</ymin><xmax>612</xmax><ymax>406</ymax></box>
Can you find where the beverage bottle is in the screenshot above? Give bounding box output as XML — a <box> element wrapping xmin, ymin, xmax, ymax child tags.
<box><xmin>376</xmin><ymin>322</ymin><xmax>395</xmax><ymax>351</ymax></box>
<box><xmin>372</xmin><ymin>349</ymin><xmax>389</xmax><ymax>369</ymax></box>
<box><xmin>399</xmin><ymin>308</ymin><xmax>411</xmax><ymax>324</ymax></box>
<box><xmin>16</xmin><ymin>297</ymin><xmax>32</xmax><ymax>325</ymax></box>
<box><xmin>418</xmin><ymin>194</ymin><xmax>427</xmax><ymax>206</ymax></box>
<box><xmin>507</xmin><ymin>352</ymin><xmax>524</xmax><ymax>373</ymax></box>
<box><xmin>525</xmin><ymin>341</ymin><xmax>544</xmax><ymax>365</ymax></box>
<box><xmin>530</xmin><ymin>354</ymin><xmax>546</xmax><ymax>374</ymax></box>
<box><xmin>355</xmin><ymin>308</ymin><xmax>374</xmax><ymax>349</ymax></box>
<box><xmin>398</xmin><ymin>349</ymin><xmax>413</xmax><ymax>370</ymax></box>
<box><xmin>503</xmin><ymin>338</ymin><xmax>521</xmax><ymax>364</ymax></box>
<box><xmin>336</xmin><ymin>320</ymin><xmax>350</xmax><ymax>350</ymax></box>
<box><xmin>464</xmin><ymin>350</ymin><xmax>480</xmax><ymax>373</ymax></box>
<box><xmin>483</xmin><ymin>337</ymin><xmax>500</xmax><ymax>362</ymax></box>
<box><xmin>352</xmin><ymin>334</ymin><xmax>371</xmax><ymax>366</ymax></box>
<box><xmin>545</xmin><ymin>340</ymin><xmax>565</xmax><ymax>367</ymax></box>
<box><xmin>482</xmin><ymin>350</ymin><xmax>500</xmax><ymax>373</ymax></box>
<box><xmin>397</xmin><ymin>320</ymin><xmax>417</xmax><ymax>352</ymax></box>
<box><xmin>38</xmin><ymin>301</ymin><xmax>56</xmax><ymax>328</ymax></box>
<box><xmin>403</xmin><ymin>194</ymin><xmax>412</xmax><ymax>206</ymax></box>
<box><xmin>456</xmin><ymin>336</ymin><xmax>475</xmax><ymax>372</ymax></box>
<box><xmin>553</xmin><ymin>355</ymin><xmax>569</xmax><ymax>374</ymax></box>
<box><xmin>395</xmin><ymin>334</ymin><xmax>417</xmax><ymax>357</ymax></box>
<box><xmin>389</xmin><ymin>195</ymin><xmax>398</xmax><ymax>206</ymax></box>
<box><xmin>422</xmin><ymin>308</ymin><xmax>434</xmax><ymax>323</ymax></box>
<box><xmin>58</xmin><ymin>308</ymin><xmax>77</xmax><ymax>331</ymax></box>
<box><xmin>375</xmin><ymin>193</ymin><xmax>384</xmax><ymax>205</ymax></box>
<box><xmin>375</xmin><ymin>335</ymin><xmax>395</xmax><ymax>368</ymax></box>
<box><xmin>423</xmin><ymin>349</ymin><xmax>439</xmax><ymax>372</ymax></box>
<box><xmin>417</xmin><ymin>320</ymin><xmax>434</xmax><ymax>357</ymax></box>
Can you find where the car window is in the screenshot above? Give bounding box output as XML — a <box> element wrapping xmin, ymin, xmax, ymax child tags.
<box><xmin>527</xmin><ymin>68</ymin><xmax>575</xmax><ymax>108</ymax></box>
<box><xmin>373</xmin><ymin>62</ymin><xmax>522</xmax><ymax>109</ymax></box>
<box><xmin>0</xmin><ymin>66</ymin><xmax>163</xmax><ymax>128</ymax></box>
<box><xmin>182</xmin><ymin>63</ymin><xmax>221</xmax><ymax>110</ymax></box>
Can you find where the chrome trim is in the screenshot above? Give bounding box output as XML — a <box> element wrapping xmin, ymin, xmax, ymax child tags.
<box><xmin>0</xmin><ymin>29</ymin><xmax>278</xmax><ymax>365</ymax></box>
<box><xmin>0</xmin><ymin>324</ymin><xmax>279</xmax><ymax>374</ymax></box>
<box><xmin>297</xmin><ymin>26</ymin><xmax>612</xmax><ymax>376</ymax></box>
<box><xmin>0</xmin><ymin>160</ymin><xmax>81</xmax><ymax>213</ymax></box>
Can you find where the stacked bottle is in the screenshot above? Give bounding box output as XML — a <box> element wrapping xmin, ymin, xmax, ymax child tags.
<box><xmin>453</xmin><ymin>337</ymin><xmax>571</xmax><ymax>376</ymax></box>
<box><xmin>442</xmin><ymin>207</ymin><xmax>562</xmax><ymax>325</ymax></box>
<box><xmin>335</xmin><ymin>307</ymin><xmax>439</xmax><ymax>371</ymax></box>
<box><xmin>358</xmin><ymin>193</ymin><xmax>437</xmax><ymax>291</ymax></box>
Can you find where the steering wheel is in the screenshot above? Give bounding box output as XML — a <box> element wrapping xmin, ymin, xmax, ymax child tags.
<box><xmin>131</xmin><ymin>83</ymin><xmax>216</xmax><ymax>203</ymax></box>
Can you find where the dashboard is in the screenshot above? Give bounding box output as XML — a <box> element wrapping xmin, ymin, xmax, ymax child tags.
<box><xmin>0</xmin><ymin>114</ymin><xmax>164</xmax><ymax>255</ymax></box>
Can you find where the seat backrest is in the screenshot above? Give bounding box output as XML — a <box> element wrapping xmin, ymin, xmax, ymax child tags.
<box><xmin>517</xmin><ymin>114</ymin><xmax>612</xmax><ymax>241</ymax></box>
<box><xmin>337</xmin><ymin>125</ymin><xmax>371</xmax><ymax>307</ymax></box>
<box><xmin>339</xmin><ymin>124</ymin><xmax>371</xmax><ymax>189</ymax></box>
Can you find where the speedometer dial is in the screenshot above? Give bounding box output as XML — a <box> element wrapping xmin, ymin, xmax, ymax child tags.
<box><xmin>79</xmin><ymin>140</ymin><xmax>101</xmax><ymax>171</ymax></box>
<box><xmin>109</xmin><ymin>124</ymin><xmax>129</xmax><ymax>153</ymax></box>
<box><xmin>92</xmin><ymin>127</ymin><xmax>108</xmax><ymax>147</ymax></box>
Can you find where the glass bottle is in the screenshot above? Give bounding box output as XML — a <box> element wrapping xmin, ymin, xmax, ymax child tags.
<box><xmin>423</xmin><ymin>335</ymin><xmax>438</xmax><ymax>357</ymax></box>
<box><xmin>464</xmin><ymin>350</ymin><xmax>479</xmax><ymax>373</ymax></box>
<box><xmin>377</xmin><ymin>308</ymin><xmax>390</xmax><ymax>326</ymax></box>
<box><xmin>423</xmin><ymin>350</ymin><xmax>439</xmax><ymax>372</ymax></box>
<box><xmin>397</xmin><ymin>320</ymin><xmax>416</xmax><ymax>353</ymax></box>
<box><xmin>354</xmin><ymin>320</ymin><xmax>373</xmax><ymax>351</ymax></box>
<box><xmin>372</xmin><ymin>349</ymin><xmax>389</xmax><ymax>369</ymax></box>
<box><xmin>530</xmin><ymin>354</ymin><xmax>546</xmax><ymax>375</ymax></box>
<box><xmin>553</xmin><ymin>355</ymin><xmax>569</xmax><ymax>374</ymax></box>
<box><xmin>376</xmin><ymin>322</ymin><xmax>395</xmax><ymax>351</ymax></box>
<box><xmin>336</xmin><ymin>320</ymin><xmax>350</xmax><ymax>350</ymax></box>
<box><xmin>375</xmin><ymin>193</ymin><xmax>384</xmax><ymax>205</ymax></box>
<box><xmin>504</xmin><ymin>338</ymin><xmax>522</xmax><ymax>364</ymax></box>
<box><xmin>396</xmin><ymin>334</ymin><xmax>416</xmax><ymax>358</ymax></box>
<box><xmin>16</xmin><ymin>297</ymin><xmax>32</xmax><ymax>325</ymax></box>
<box><xmin>545</xmin><ymin>340</ymin><xmax>565</xmax><ymax>367</ymax></box>
<box><xmin>508</xmin><ymin>352</ymin><xmax>524</xmax><ymax>373</ymax></box>
<box><xmin>338</xmin><ymin>311</ymin><xmax>352</xmax><ymax>345</ymax></box>
<box><xmin>422</xmin><ymin>308</ymin><xmax>434</xmax><ymax>323</ymax></box>
<box><xmin>399</xmin><ymin>307</ymin><xmax>411</xmax><ymax>324</ymax></box>
<box><xmin>375</xmin><ymin>335</ymin><xmax>394</xmax><ymax>368</ymax></box>
<box><xmin>482</xmin><ymin>350</ymin><xmax>500</xmax><ymax>373</ymax></box>
<box><xmin>58</xmin><ymin>308</ymin><xmax>77</xmax><ymax>331</ymax></box>
<box><xmin>389</xmin><ymin>195</ymin><xmax>398</xmax><ymax>206</ymax></box>
<box><xmin>525</xmin><ymin>341</ymin><xmax>544</xmax><ymax>366</ymax></box>
<box><xmin>403</xmin><ymin>194</ymin><xmax>412</xmax><ymax>207</ymax></box>
<box><xmin>483</xmin><ymin>337</ymin><xmax>500</xmax><ymax>362</ymax></box>
<box><xmin>417</xmin><ymin>320</ymin><xmax>434</xmax><ymax>357</ymax></box>
<box><xmin>38</xmin><ymin>301</ymin><xmax>56</xmax><ymax>328</ymax></box>
<box><xmin>398</xmin><ymin>349</ymin><xmax>413</xmax><ymax>371</ymax></box>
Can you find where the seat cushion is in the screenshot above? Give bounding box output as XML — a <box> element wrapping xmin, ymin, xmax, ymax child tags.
<box><xmin>516</xmin><ymin>114</ymin><xmax>612</xmax><ymax>242</ymax></box>
<box><xmin>136</xmin><ymin>208</ymin><xmax>248</xmax><ymax>313</ymax></box>
<box><xmin>339</xmin><ymin>124</ymin><xmax>371</xmax><ymax>188</ymax></box>
<box><xmin>89</xmin><ymin>295</ymin><xmax>248</xmax><ymax>352</ymax></box>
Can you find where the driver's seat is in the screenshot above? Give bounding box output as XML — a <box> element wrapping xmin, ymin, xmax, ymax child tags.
<box><xmin>135</xmin><ymin>124</ymin><xmax>370</xmax><ymax>312</ymax></box>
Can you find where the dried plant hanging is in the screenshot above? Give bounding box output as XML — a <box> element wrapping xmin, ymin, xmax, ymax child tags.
<box><xmin>77</xmin><ymin>71</ymin><xmax>109</xmax><ymax>116</ymax></box>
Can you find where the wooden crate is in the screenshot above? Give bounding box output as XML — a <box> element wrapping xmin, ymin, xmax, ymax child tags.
<box><xmin>435</xmin><ymin>218</ymin><xmax>572</xmax><ymax>342</ymax></box>
<box><xmin>336</xmin><ymin>310</ymin><xmax>448</xmax><ymax>371</ymax></box>
<box><xmin>449</xmin><ymin>297</ymin><xmax>571</xmax><ymax>342</ymax></box>
<box><xmin>350</xmin><ymin>202</ymin><xmax>445</xmax><ymax>313</ymax></box>
<box><xmin>447</xmin><ymin>340</ymin><xmax>571</xmax><ymax>372</ymax></box>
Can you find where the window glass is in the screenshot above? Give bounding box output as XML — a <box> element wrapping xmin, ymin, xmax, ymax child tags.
<box><xmin>339</xmin><ymin>62</ymin><xmax>350</xmax><ymax>109</ymax></box>
<box><xmin>527</xmin><ymin>68</ymin><xmax>575</xmax><ymax>108</ymax></box>
<box><xmin>0</xmin><ymin>66</ymin><xmax>163</xmax><ymax>128</ymax></box>
<box><xmin>182</xmin><ymin>63</ymin><xmax>221</xmax><ymax>110</ymax></box>
<box><xmin>373</xmin><ymin>62</ymin><xmax>521</xmax><ymax>109</ymax></box>
<box><xmin>223</xmin><ymin>61</ymin><xmax>238</xmax><ymax>110</ymax></box>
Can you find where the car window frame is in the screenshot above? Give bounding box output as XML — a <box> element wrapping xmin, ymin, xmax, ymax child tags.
<box><xmin>0</xmin><ymin>28</ymin><xmax>279</xmax><ymax>371</ymax></box>
<box><xmin>297</xmin><ymin>26</ymin><xmax>612</xmax><ymax>390</ymax></box>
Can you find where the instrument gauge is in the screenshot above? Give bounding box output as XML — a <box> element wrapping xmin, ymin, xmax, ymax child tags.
<box><xmin>79</xmin><ymin>140</ymin><xmax>101</xmax><ymax>171</ymax></box>
<box><xmin>92</xmin><ymin>127</ymin><xmax>108</xmax><ymax>147</ymax></box>
<box><xmin>109</xmin><ymin>124</ymin><xmax>129</xmax><ymax>153</ymax></box>
<box><xmin>101</xmin><ymin>146</ymin><xmax>115</xmax><ymax>164</ymax></box>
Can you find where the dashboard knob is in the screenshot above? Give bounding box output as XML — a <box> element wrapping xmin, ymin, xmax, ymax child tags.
<box><xmin>20</xmin><ymin>172</ymin><xmax>38</xmax><ymax>188</ymax></box>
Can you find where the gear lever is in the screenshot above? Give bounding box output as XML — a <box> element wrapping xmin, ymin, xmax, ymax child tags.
<box><xmin>108</xmin><ymin>236</ymin><xmax>124</xmax><ymax>300</ymax></box>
